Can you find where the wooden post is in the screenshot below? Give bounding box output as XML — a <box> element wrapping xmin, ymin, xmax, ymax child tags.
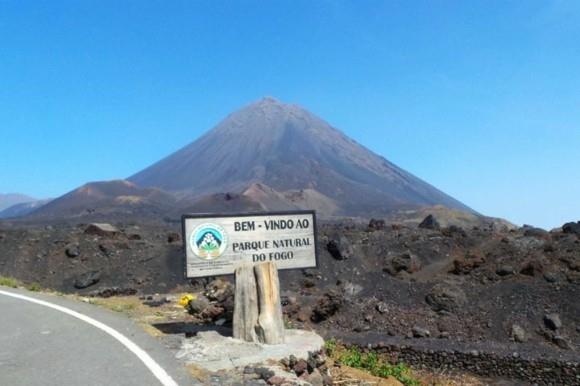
<box><xmin>232</xmin><ymin>261</ymin><xmax>285</xmax><ymax>344</ymax></box>
<box><xmin>254</xmin><ymin>262</ymin><xmax>285</xmax><ymax>344</ymax></box>
<box><xmin>233</xmin><ymin>263</ymin><xmax>259</xmax><ymax>342</ymax></box>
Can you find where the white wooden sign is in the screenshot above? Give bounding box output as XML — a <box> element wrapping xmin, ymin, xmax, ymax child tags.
<box><xmin>182</xmin><ymin>211</ymin><xmax>318</xmax><ymax>278</ymax></box>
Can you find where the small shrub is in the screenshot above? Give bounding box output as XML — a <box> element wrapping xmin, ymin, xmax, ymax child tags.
<box><xmin>324</xmin><ymin>338</ymin><xmax>337</xmax><ymax>356</ymax></box>
<box><xmin>326</xmin><ymin>340</ymin><xmax>420</xmax><ymax>386</ymax></box>
<box><xmin>26</xmin><ymin>282</ymin><xmax>42</xmax><ymax>292</ymax></box>
<box><xmin>111</xmin><ymin>303</ymin><xmax>136</xmax><ymax>313</ymax></box>
<box><xmin>0</xmin><ymin>276</ymin><xmax>20</xmax><ymax>288</ymax></box>
<box><xmin>284</xmin><ymin>317</ymin><xmax>295</xmax><ymax>329</ymax></box>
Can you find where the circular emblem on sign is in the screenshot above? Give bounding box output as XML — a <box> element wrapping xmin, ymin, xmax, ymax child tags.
<box><xmin>190</xmin><ymin>223</ymin><xmax>228</xmax><ymax>260</ymax></box>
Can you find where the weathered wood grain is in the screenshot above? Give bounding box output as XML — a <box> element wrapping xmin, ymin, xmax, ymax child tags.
<box><xmin>233</xmin><ymin>263</ymin><xmax>259</xmax><ymax>342</ymax></box>
<box><xmin>254</xmin><ymin>262</ymin><xmax>285</xmax><ymax>344</ymax></box>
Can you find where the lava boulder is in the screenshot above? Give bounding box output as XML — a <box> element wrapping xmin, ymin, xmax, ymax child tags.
<box><xmin>562</xmin><ymin>221</ymin><xmax>580</xmax><ymax>235</ymax></box>
<box><xmin>326</xmin><ymin>236</ymin><xmax>353</xmax><ymax>261</ymax></box>
<box><xmin>496</xmin><ymin>265</ymin><xmax>515</xmax><ymax>276</ymax></box>
<box><xmin>74</xmin><ymin>270</ymin><xmax>101</xmax><ymax>289</ymax></box>
<box><xmin>425</xmin><ymin>283</ymin><xmax>466</xmax><ymax>313</ymax></box>
<box><xmin>390</xmin><ymin>252</ymin><xmax>422</xmax><ymax>274</ymax></box>
<box><xmin>84</xmin><ymin>223</ymin><xmax>120</xmax><ymax>238</ymax></box>
<box><xmin>311</xmin><ymin>291</ymin><xmax>343</xmax><ymax>322</ymax></box>
<box><xmin>511</xmin><ymin>324</ymin><xmax>527</xmax><ymax>343</ymax></box>
<box><xmin>418</xmin><ymin>214</ymin><xmax>440</xmax><ymax>230</ymax></box>
<box><xmin>65</xmin><ymin>244</ymin><xmax>80</xmax><ymax>258</ymax></box>
<box><xmin>544</xmin><ymin>313</ymin><xmax>562</xmax><ymax>330</ymax></box>
<box><xmin>367</xmin><ymin>218</ymin><xmax>386</xmax><ymax>231</ymax></box>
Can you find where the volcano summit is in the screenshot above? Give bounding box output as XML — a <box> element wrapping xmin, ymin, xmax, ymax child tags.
<box><xmin>129</xmin><ymin>97</ymin><xmax>471</xmax><ymax>216</ymax></box>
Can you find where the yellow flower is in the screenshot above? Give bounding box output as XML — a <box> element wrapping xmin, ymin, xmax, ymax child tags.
<box><xmin>178</xmin><ymin>294</ymin><xmax>196</xmax><ymax>308</ymax></box>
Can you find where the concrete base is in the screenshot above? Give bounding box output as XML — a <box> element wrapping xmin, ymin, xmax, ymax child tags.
<box><xmin>175</xmin><ymin>329</ymin><xmax>324</xmax><ymax>372</ymax></box>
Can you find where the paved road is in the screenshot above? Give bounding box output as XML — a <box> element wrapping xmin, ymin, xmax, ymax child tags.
<box><xmin>0</xmin><ymin>287</ymin><xmax>192</xmax><ymax>386</ymax></box>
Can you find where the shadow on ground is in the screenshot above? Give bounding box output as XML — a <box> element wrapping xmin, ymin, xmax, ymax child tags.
<box><xmin>153</xmin><ymin>321</ymin><xmax>232</xmax><ymax>338</ymax></box>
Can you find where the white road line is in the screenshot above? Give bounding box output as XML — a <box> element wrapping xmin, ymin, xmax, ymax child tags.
<box><xmin>0</xmin><ymin>289</ymin><xmax>179</xmax><ymax>386</ymax></box>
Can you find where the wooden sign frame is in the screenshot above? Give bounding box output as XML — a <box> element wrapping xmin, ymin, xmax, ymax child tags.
<box><xmin>181</xmin><ymin>210</ymin><xmax>319</xmax><ymax>279</ymax></box>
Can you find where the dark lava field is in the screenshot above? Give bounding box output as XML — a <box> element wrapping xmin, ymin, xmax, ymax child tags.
<box><xmin>1</xmin><ymin>216</ymin><xmax>579</xmax><ymax>357</ymax></box>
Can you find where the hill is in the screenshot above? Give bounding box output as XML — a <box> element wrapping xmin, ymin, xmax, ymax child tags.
<box><xmin>0</xmin><ymin>199</ymin><xmax>52</xmax><ymax>219</ymax></box>
<box><xmin>29</xmin><ymin>180</ymin><xmax>177</xmax><ymax>219</ymax></box>
<box><xmin>0</xmin><ymin>193</ymin><xmax>37</xmax><ymax>212</ymax></box>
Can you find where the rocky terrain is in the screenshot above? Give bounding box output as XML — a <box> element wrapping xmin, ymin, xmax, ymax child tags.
<box><xmin>1</xmin><ymin>215</ymin><xmax>578</xmax><ymax>382</ymax></box>
<box><xmin>302</xmin><ymin>219</ymin><xmax>580</xmax><ymax>349</ymax></box>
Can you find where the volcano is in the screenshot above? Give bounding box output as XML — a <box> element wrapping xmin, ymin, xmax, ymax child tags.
<box><xmin>129</xmin><ymin>97</ymin><xmax>471</xmax><ymax>216</ymax></box>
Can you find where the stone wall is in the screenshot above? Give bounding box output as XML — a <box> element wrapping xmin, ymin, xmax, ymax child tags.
<box><xmin>337</xmin><ymin>334</ymin><xmax>580</xmax><ymax>385</ymax></box>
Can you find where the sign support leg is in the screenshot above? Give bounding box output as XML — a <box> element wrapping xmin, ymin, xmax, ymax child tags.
<box><xmin>254</xmin><ymin>262</ymin><xmax>285</xmax><ymax>344</ymax></box>
<box><xmin>233</xmin><ymin>263</ymin><xmax>259</xmax><ymax>342</ymax></box>
<box><xmin>233</xmin><ymin>261</ymin><xmax>285</xmax><ymax>344</ymax></box>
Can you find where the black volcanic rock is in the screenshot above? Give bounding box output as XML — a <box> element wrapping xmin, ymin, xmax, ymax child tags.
<box><xmin>326</xmin><ymin>236</ymin><xmax>353</xmax><ymax>261</ymax></box>
<box><xmin>562</xmin><ymin>221</ymin><xmax>580</xmax><ymax>235</ymax></box>
<box><xmin>74</xmin><ymin>270</ymin><xmax>101</xmax><ymax>289</ymax></box>
<box><xmin>419</xmin><ymin>214</ymin><xmax>440</xmax><ymax>230</ymax></box>
<box><xmin>129</xmin><ymin>97</ymin><xmax>472</xmax><ymax>216</ymax></box>
<box><xmin>544</xmin><ymin>313</ymin><xmax>562</xmax><ymax>330</ymax></box>
<box><xmin>311</xmin><ymin>291</ymin><xmax>343</xmax><ymax>323</ymax></box>
<box><xmin>496</xmin><ymin>265</ymin><xmax>515</xmax><ymax>276</ymax></box>
<box><xmin>523</xmin><ymin>225</ymin><xmax>549</xmax><ymax>239</ymax></box>
<box><xmin>390</xmin><ymin>252</ymin><xmax>422</xmax><ymax>274</ymax></box>
<box><xmin>367</xmin><ymin>218</ymin><xmax>386</xmax><ymax>231</ymax></box>
<box><xmin>85</xmin><ymin>223</ymin><xmax>120</xmax><ymax>238</ymax></box>
<box><xmin>65</xmin><ymin>244</ymin><xmax>80</xmax><ymax>258</ymax></box>
<box><xmin>425</xmin><ymin>282</ymin><xmax>466</xmax><ymax>312</ymax></box>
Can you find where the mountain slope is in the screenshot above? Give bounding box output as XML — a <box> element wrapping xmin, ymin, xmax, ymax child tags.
<box><xmin>176</xmin><ymin>183</ymin><xmax>339</xmax><ymax>217</ymax></box>
<box><xmin>0</xmin><ymin>193</ymin><xmax>37</xmax><ymax>212</ymax></box>
<box><xmin>29</xmin><ymin>180</ymin><xmax>177</xmax><ymax>219</ymax></box>
<box><xmin>0</xmin><ymin>199</ymin><xmax>52</xmax><ymax>219</ymax></box>
<box><xmin>129</xmin><ymin>97</ymin><xmax>472</xmax><ymax>215</ymax></box>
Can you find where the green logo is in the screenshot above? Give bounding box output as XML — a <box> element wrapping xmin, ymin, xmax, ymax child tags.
<box><xmin>190</xmin><ymin>223</ymin><xmax>227</xmax><ymax>260</ymax></box>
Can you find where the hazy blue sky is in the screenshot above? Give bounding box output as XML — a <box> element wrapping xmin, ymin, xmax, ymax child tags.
<box><xmin>1</xmin><ymin>1</ymin><xmax>579</xmax><ymax>229</ymax></box>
